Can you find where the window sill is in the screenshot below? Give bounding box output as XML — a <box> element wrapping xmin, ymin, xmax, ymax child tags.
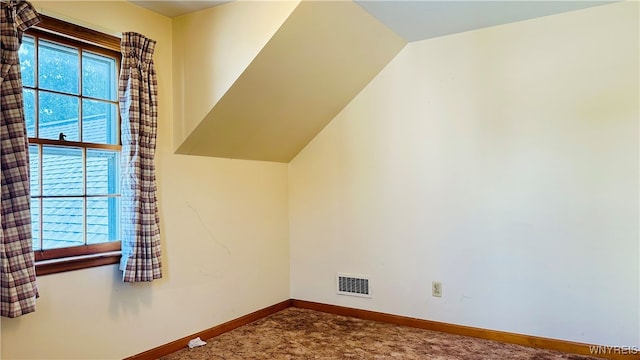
<box><xmin>35</xmin><ymin>251</ymin><xmax>121</xmax><ymax>276</ymax></box>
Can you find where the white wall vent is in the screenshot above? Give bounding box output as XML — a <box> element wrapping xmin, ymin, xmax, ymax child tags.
<box><xmin>336</xmin><ymin>273</ymin><xmax>371</xmax><ymax>298</ymax></box>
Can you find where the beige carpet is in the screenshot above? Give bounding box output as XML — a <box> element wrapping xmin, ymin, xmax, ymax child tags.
<box><xmin>161</xmin><ymin>307</ymin><xmax>602</xmax><ymax>360</ymax></box>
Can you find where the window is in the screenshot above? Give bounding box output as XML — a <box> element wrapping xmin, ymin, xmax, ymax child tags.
<box><xmin>21</xmin><ymin>17</ymin><xmax>123</xmax><ymax>275</ymax></box>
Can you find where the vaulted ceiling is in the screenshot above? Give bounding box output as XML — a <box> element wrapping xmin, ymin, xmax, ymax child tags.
<box><xmin>130</xmin><ymin>0</ymin><xmax>614</xmax><ymax>162</ymax></box>
<box><xmin>131</xmin><ymin>1</ymin><xmax>613</xmax><ymax>42</ymax></box>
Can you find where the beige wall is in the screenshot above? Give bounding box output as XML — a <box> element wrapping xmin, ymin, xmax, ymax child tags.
<box><xmin>289</xmin><ymin>1</ymin><xmax>639</xmax><ymax>347</ymax></box>
<box><xmin>172</xmin><ymin>0</ymin><xmax>299</xmax><ymax>149</ymax></box>
<box><xmin>1</xmin><ymin>1</ymin><xmax>290</xmax><ymax>359</ymax></box>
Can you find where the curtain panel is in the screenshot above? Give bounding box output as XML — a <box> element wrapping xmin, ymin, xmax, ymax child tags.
<box><xmin>119</xmin><ymin>32</ymin><xmax>162</xmax><ymax>282</ymax></box>
<box><xmin>0</xmin><ymin>0</ymin><xmax>40</xmax><ymax>318</ymax></box>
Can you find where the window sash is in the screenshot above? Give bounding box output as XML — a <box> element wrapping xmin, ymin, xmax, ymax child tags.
<box><xmin>24</xmin><ymin>16</ymin><xmax>123</xmax><ymax>275</ymax></box>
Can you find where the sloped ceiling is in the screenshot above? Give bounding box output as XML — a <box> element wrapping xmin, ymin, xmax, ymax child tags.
<box><xmin>355</xmin><ymin>1</ymin><xmax>615</xmax><ymax>42</ymax></box>
<box><xmin>173</xmin><ymin>1</ymin><xmax>405</xmax><ymax>162</ymax></box>
<box><xmin>132</xmin><ymin>1</ymin><xmax>614</xmax><ymax>42</ymax></box>
<box><xmin>131</xmin><ymin>0</ymin><xmax>616</xmax><ymax>162</ymax></box>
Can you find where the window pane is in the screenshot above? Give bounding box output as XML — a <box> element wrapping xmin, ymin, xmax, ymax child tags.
<box><xmin>82</xmin><ymin>51</ymin><xmax>116</xmax><ymax>101</ymax></box>
<box><xmin>29</xmin><ymin>145</ymin><xmax>39</xmax><ymax>196</ymax></box>
<box><xmin>38</xmin><ymin>92</ymin><xmax>79</xmax><ymax>141</ymax></box>
<box><xmin>42</xmin><ymin>146</ymin><xmax>83</xmax><ymax>196</ymax></box>
<box><xmin>87</xmin><ymin>197</ymin><xmax>119</xmax><ymax>244</ymax></box>
<box><xmin>38</xmin><ymin>40</ymin><xmax>79</xmax><ymax>95</ymax></box>
<box><xmin>20</xmin><ymin>36</ymin><xmax>36</xmax><ymax>87</ymax></box>
<box><xmin>23</xmin><ymin>89</ymin><xmax>36</xmax><ymax>137</ymax></box>
<box><xmin>42</xmin><ymin>198</ymin><xmax>84</xmax><ymax>249</ymax></box>
<box><xmin>31</xmin><ymin>198</ymin><xmax>41</xmax><ymax>251</ymax></box>
<box><xmin>82</xmin><ymin>100</ymin><xmax>118</xmax><ymax>144</ymax></box>
<box><xmin>87</xmin><ymin>149</ymin><xmax>119</xmax><ymax>195</ymax></box>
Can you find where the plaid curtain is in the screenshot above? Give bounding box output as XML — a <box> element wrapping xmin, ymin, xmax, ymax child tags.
<box><xmin>119</xmin><ymin>32</ymin><xmax>162</xmax><ymax>282</ymax></box>
<box><xmin>0</xmin><ymin>0</ymin><xmax>40</xmax><ymax>318</ymax></box>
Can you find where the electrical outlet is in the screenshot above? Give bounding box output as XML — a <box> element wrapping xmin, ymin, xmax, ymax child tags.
<box><xmin>432</xmin><ymin>281</ymin><xmax>442</xmax><ymax>297</ymax></box>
